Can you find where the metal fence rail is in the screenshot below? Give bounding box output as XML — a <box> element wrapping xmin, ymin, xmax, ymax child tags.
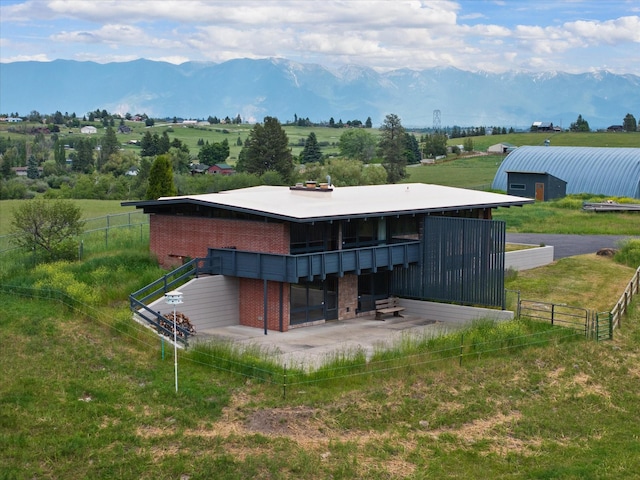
<box><xmin>518</xmin><ymin>299</ymin><xmax>590</xmax><ymax>336</ymax></box>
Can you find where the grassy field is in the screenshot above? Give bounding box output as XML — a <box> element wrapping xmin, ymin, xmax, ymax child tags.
<box><xmin>1</xmin><ymin>244</ymin><xmax>639</xmax><ymax>478</ymax></box>
<box><xmin>0</xmin><ymin>200</ymin><xmax>138</xmax><ymax>235</ymax></box>
<box><xmin>405</xmin><ymin>154</ymin><xmax>502</xmax><ymax>188</ymax></box>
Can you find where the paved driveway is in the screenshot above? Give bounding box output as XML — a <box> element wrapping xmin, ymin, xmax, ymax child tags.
<box><xmin>506</xmin><ymin>234</ymin><xmax>638</xmax><ymax>259</ymax></box>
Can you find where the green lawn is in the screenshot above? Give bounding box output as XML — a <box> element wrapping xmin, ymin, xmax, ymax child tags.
<box><xmin>1</xmin><ymin>248</ymin><xmax>638</xmax><ymax>479</ymax></box>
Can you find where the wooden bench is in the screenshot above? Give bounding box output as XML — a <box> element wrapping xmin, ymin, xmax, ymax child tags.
<box><xmin>375</xmin><ymin>297</ymin><xmax>405</xmax><ymax>320</ymax></box>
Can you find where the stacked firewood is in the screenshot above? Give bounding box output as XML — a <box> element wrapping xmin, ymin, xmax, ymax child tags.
<box><xmin>159</xmin><ymin>311</ymin><xmax>196</xmax><ymax>338</ymax></box>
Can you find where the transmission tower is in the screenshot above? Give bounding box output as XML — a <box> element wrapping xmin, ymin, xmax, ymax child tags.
<box><xmin>432</xmin><ymin>109</ymin><xmax>441</xmax><ymax>131</ymax></box>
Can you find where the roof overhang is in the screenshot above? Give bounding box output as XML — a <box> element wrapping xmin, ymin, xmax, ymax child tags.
<box><xmin>122</xmin><ymin>184</ymin><xmax>534</xmax><ymax>223</ymax></box>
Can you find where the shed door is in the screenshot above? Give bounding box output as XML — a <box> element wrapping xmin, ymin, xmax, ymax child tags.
<box><xmin>535</xmin><ymin>182</ymin><xmax>545</xmax><ymax>201</ymax></box>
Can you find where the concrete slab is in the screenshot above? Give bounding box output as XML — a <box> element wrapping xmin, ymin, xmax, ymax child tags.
<box><xmin>193</xmin><ymin>314</ymin><xmax>458</xmax><ymax>370</ymax></box>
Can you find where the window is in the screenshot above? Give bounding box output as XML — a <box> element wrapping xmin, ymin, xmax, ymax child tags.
<box><xmin>509</xmin><ymin>183</ymin><xmax>526</xmax><ymax>190</ymax></box>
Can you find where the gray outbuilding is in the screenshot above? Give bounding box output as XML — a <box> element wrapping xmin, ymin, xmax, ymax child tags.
<box><xmin>506</xmin><ymin>171</ymin><xmax>567</xmax><ymax>201</ymax></box>
<box><xmin>492</xmin><ymin>146</ymin><xmax>640</xmax><ymax>199</ymax></box>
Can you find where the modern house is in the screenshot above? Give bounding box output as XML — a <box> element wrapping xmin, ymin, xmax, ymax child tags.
<box><xmin>124</xmin><ymin>183</ymin><xmax>532</xmax><ymax>333</ymax></box>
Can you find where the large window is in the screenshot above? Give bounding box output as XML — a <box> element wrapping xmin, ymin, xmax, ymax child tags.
<box><xmin>290</xmin><ymin>277</ymin><xmax>338</xmax><ymax>324</ymax></box>
<box><xmin>342</xmin><ymin>218</ymin><xmax>382</xmax><ymax>248</ymax></box>
<box><xmin>290</xmin><ymin>223</ymin><xmax>339</xmax><ymax>254</ymax></box>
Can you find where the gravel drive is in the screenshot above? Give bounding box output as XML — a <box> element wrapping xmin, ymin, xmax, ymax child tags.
<box><xmin>505</xmin><ymin>234</ymin><xmax>638</xmax><ymax>260</ymax></box>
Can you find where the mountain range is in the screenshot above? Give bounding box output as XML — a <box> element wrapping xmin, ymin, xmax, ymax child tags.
<box><xmin>1</xmin><ymin>58</ymin><xmax>639</xmax><ymax>129</ymax></box>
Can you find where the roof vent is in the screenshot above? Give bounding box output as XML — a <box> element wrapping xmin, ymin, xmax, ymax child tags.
<box><xmin>289</xmin><ymin>181</ymin><xmax>333</xmax><ymax>193</ymax></box>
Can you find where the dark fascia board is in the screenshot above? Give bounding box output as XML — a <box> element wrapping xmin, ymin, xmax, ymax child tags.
<box><xmin>122</xmin><ymin>197</ymin><xmax>533</xmax><ymax>224</ymax></box>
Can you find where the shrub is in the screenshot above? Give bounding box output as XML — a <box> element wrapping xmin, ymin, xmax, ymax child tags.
<box><xmin>615</xmin><ymin>239</ymin><xmax>640</xmax><ymax>268</ymax></box>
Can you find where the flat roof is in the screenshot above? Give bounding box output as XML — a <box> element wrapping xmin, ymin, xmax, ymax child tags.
<box><xmin>124</xmin><ymin>183</ymin><xmax>533</xmax><ymax>222</ymax></box>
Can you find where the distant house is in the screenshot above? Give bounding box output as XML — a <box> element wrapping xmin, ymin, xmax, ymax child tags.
<box><xmin>487</xmin><ymin>143</ymin><xmax>516</xmax><ymax>154</ymax></box>
<box><xmin>6</xmin><ymin>117</ymin><xmax>23</xmax><ymax>123</ymax></box>
<box><xmin>531</xmin><ymin>121</ymin><xmax>555</xmax><ymax>132</ymax></box>
<box><xmin>125</xmin><ymin>167</ymin><xmax>139</xmax><ymax>176</ymax></box>
<box><xmin>118</xmin><ymin>125</ymin><xmax>132</xmax><ymax>134</ymax></box>
<box><xmin>80</xmin><ymin>126</ymin><xmax>97</xmax><ymax>134</ymax></box>
<box><xmin>190</xmin><ymin>163</ymin><xmax>209</xmax><ymax>175</ymax></box>
<box><xmin>607</xmin><ymin>125</ymin><xmax>625</xmax><ymax>132</ymax></box>
<box><xmin>207</xmin><ymin>163</ymin><xmax>235</xmax><ymax>175</ymax></box>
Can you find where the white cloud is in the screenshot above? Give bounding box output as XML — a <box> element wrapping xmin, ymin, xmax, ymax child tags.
<box><xmin>0</xmin><ymin>1</ymin><xmax>638</xmax><ymax>74</ymax></box>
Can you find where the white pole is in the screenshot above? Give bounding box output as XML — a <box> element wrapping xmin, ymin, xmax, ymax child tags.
<box><xmin>165</xmin><ymin>290</ymin><xmax>183</xmax><ymax>394</ymax></box>
<box><xmin>173</xmin><ymin>305</ymin><xmax>178</xmax><ymax>392</ymax></box>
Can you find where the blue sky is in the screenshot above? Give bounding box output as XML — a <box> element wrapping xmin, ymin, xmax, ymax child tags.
<box><xmin>1</xmin><ymin>0</ymin><xmax>639</xmax><ymax>74</ymax></box>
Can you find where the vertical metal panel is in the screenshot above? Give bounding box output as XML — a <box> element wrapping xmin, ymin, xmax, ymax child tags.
<box><xmin>392</xmin><ymin>216</ymin><xmax>505</xmax><ymax>308</ymax></box>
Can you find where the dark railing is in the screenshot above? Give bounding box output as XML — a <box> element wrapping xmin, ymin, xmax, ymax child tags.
<box><xmin>206</xmin><ymin>241</ymin><xmax>421</xmax><ymax>283</ymax></box>
<box><xmin>128</xmin><ymin>258</ymin><xmax>211</xmax><ymax>345</ymax></box>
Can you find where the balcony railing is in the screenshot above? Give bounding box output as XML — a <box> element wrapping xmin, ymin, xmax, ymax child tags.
<box><xmin>203</xmin><ymin>241</ymin><xmax>421</xmax><ymax>282</ymax></box>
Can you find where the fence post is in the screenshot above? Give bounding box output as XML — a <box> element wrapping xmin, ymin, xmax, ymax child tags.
<box><xmin>459</xmin><ymin>334</ymin><xmax>464</xmax><ymax>367</ymax></box>
<box><xmin>551</xmin><ymin>304</ymin><xmax>555</xmax><ymax>326</ymax></box>
<box><xmin>609</xmin><ymin>312</ymin><xmax>613</xmax><ymax>340</ymax></box>
<box><xmin>283</xmin><ymin>364</ymin><xmax>287</xmax><ymax>399</ymax></box>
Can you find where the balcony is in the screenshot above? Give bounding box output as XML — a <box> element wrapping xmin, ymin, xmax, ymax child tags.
<box><xmin>203</xmin><ymin>241</ymin><xmax>421</xmax><ymax>282</ymax></box>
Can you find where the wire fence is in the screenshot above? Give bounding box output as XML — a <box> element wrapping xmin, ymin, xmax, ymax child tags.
<box><xmin>0</xmin><ymin>283</ymin><xmax>587</xmax><ymax>399</ymax></box>
<box><xmin>0</xmin><ymin>211</ymin><xmax>149</xmax><ymax>272</ymax></box>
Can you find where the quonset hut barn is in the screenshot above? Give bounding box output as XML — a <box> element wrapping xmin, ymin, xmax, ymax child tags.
<box><xmin>491</xmin><ymin>146</ymin><xmax>640</xmax><ymax>199</ymax></box>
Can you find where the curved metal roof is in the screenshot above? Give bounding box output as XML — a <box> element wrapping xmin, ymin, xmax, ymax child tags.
<box><xmin>492</xmin><ymin>146</ymin><xmax>640</xmax><ymax>198</ymax></box>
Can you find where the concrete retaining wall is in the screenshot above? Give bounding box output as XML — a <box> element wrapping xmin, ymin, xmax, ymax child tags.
<box><xmin>146</xmin><ymin>275</ymin><xmax>239</xmax><ymax>331</ymax></box>
<box><xmin>399</xmin><ymin>298</ymin><xmax>514</xmax><ymax>327</ymax></box>
<box><xmin>505</xmin><ymin>245</ymin><xmax>554</xmax><ymax>271</ymax></box>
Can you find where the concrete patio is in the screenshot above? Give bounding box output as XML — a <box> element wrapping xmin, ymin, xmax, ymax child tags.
<box><xmin>192</xmin><ymin>313</ymin><xmax>459</xmax><ymax>370</ymax></box>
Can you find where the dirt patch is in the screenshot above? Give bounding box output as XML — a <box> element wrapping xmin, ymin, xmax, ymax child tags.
<box><xmin>245</xmin><ymin>406</ymin><xmax>325</xmax><ymax>438</ymax></box>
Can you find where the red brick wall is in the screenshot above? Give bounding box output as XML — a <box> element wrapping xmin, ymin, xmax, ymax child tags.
<box><xmin>150</xmin><ymin>214</ymin><xmax>289</xmax><ymax>268</ymax></box>
<box><xmin>338</xmin><ymin>274</ymin><xmax>358</xmax><ymax>320</ymax></box>
<box><xmin>239</xmin><ymin>279</ymin><xmax>290</xmax><ymax>331</ymax></box>
<box><xmin>149</xmin><ymin>214</ymin><xmax>291</xmax><ymax>331</ymax></box>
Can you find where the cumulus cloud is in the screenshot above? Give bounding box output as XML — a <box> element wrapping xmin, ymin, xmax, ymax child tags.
<box><xmin>1</xmin><ymin>0</ymin><xmax>638</xmax><ymax>74</ymax></box>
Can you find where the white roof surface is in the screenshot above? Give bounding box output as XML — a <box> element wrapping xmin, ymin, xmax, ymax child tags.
<box><xmin>158</xmin><ymin>183</ymin><xmax>532</xmax><ymax>221</ymax></box>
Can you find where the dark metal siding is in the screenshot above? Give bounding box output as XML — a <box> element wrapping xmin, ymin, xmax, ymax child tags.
<box><xmin>392</xmin><ymin>216</ymin><xmax>506</xmax><ymax>308</ymax></box>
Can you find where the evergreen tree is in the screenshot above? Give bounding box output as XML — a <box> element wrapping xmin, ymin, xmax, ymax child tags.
<box><xmin>236</xmin><ymin>117</ymin><xmax>293</xmax><ymax>182</ymax></box>
<box><xmin>365</xmin><ymin>117</ymin><xmax>373</xmax><ymax>128</ymax></box>
<box><xmin>379</xmin><ymin>114</ymin><xmax>406</xmax><ymax>183</ymax></box>
<box><xmin>140</xmin><ymin>131</ymin><xmax>156</xmax><ymax>157</ymax></box>
<box><xmin>98</xmin><ymin>126</ymin><xmax>119</xmax><ymax>171</ymax></box>
<box><xmin>300</xmin><ymin>132</ymin><xmax>323</xmax><ymax>164</ymax></box>
<box><xmin>570</xmin><ymin>114</ymin><xmax>590</xmax><ymax>132</ymax></box>
<box><xmin>403</xmin><ymin>133</ymin><xmax>421</xmax><ymax>164</ymax></box>
<box><xmin>54</xmin><ymin>140</ymin><xmax>66</xmax><ymax>170</ymax></box>
<box><xmin>72</xmin><ymin>137</ymin><xmax>95</xmax><ymax>173</ymax></box>
<box><xmin>158</xmin><ymin>131</ymin><xmax>171</xmax><ymax>154</ymax></box>
<box><xmin>27</xmin><ymin>154</ymin><xmax>39</xmax><ymax>179</ymax></box>
<box><xmin>145</xmin><ymin>154</ymin><xmax>177</xmax><ymax>200</ymax></box>
<box><xmin>623</xmin><ymin>113</ymin><xmax>637</xmax><ymax>132</ymax></box>
<box><xmin>463</xmin><ymin>137</ymin><xmax>474</xmax><ymax>152</ymax></box>
<box><xmin>0</xmin><ymin>154</ymin><xmax>13</xmax><ymax>179</ymax></box>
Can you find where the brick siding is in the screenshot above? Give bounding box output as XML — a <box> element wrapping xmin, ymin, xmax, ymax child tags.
<box><xmin>150</xmin><ymin>214</ymin><xmax>291</xmax><ymax>331</ymax></box>
<box><xmin>150</xmin><ymin>214</ymin><xmax>289</xmax><ymax>268</ymax></box>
